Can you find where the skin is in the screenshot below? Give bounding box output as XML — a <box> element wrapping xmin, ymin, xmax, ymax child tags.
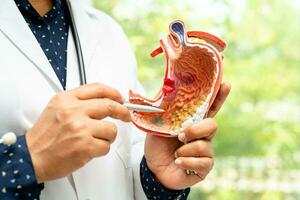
<box><xmin>28</xmin><ymin>0</ymin><xmax>53</xmax><ymax>17</ymax></box>
<box><xmin>26</xmin><ymin>0</ymin><xmax>232</xmax><ymax>190</ymax></box>
<box><xmin>145</xmin><ymin>83</ymin><xmax>231</xmax><ymax>190</ymax></box>
<box><xmin>26</xmin><ymin>83</ymin><xmax>131</xmax><ymax>182</ymax></box>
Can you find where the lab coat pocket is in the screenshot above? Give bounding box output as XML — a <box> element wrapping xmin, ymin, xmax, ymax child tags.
<box><xmin>112</xmin><ymin>120</ymin><xmax>133</xmax><ymax>169</ymax></box>
<box><xmin>115</xmin><ymin>140</ymin><xmax>132</xmax><ymax>169</ymax></box>
<box><xmin>115</xmin><ymin>139</ymin><xmax>135</xmax><ymax>199</ymax></box>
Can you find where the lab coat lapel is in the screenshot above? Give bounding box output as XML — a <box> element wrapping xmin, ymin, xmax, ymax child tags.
<box><xmin>68</xmin><ymin>0</ymin><xmax>102</xmax><ymax>72</ymax></box>
<box><xmin>0</xmin><ymin>1</ymin><xmax>63</xmax><ymax>91</ymax></box>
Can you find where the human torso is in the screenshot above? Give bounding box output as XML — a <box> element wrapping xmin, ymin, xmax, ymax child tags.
<box><xmin>0</xmin><ymin>1</ymin><xmax>139</xmax><ymax>199</ymax></box>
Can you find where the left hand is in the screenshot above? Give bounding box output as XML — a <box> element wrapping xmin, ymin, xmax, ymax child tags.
<box><xmin>144</xmin><ymin>83</ymin><xmax>231</xmax><ymax>190</ymax></box>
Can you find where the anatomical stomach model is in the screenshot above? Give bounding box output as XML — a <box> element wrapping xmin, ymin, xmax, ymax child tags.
<box><xmin>129</xmin><ymin>20</ymin><xmax>226</xmax><ymax>137</ymax></box>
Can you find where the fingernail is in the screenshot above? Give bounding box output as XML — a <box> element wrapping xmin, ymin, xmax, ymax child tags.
<box><xmin>175</xmin><ymin>158</ymin><xmax>182</xmax><ymax>165</ymax></box>
<box><xmin>178</xmin><ymin>133</ymin><xmax>186</xmax><ymax>142</ymax></box>
<box><xmin>174</xmin><ymin>152</ymin><xmax>178</xmax><ymax>158</ymax></box>
<box><xmin>225</xmin><ymin>82</ymin><xmax>231</xmax><ymax>87</ymax></box>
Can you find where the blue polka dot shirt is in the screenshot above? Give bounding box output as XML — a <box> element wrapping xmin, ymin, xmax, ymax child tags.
<box><xmin>15</xmin><ymin>0</ymin><xmax>69</xmax><ymax>90</ymax></box>
<box><xmin>1</xmin><ymin>0</ymin><xmax>190</xmax><ymax>199</ymax></box>
<box><xmin>140</xmin><ymin>157</ymin><xmax>190</xmax><ymax>200</ymax></box>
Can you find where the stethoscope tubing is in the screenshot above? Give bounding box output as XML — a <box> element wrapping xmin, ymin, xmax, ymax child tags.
<box><xmin>66</xmin><ymin>0</ymin><xmax>87</xmax><ymax>85</ymax></box>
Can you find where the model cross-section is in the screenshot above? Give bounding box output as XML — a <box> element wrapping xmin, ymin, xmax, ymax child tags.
<box><xmin>129</xmin><ymin>20</ymin><xmax>226</xmax><ymax>137</ymax></box>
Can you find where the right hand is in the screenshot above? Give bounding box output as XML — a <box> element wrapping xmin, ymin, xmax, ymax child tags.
<box><xmin>25</xmin><ymin>83</ymin><xmax>131</xmax><ymax>183</ymax></box>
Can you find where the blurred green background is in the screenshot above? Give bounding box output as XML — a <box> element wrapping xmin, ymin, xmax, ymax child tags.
<box><xmin>93</xmin><ymin>0</ymin><xmax>300</xmax><ymax>199</ymax></box>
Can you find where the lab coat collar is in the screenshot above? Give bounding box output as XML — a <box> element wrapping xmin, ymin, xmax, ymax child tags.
<box><xmin>0</xmin><ymin>1</ymin><xmax>63</xmax><ymax>91</ymax></box>
<box><xmin>0</xmin><ymin>0</ymin><xmax>100</xmax><ymax>91</ymax></box>
<box><xmin>67</xmin><ymin>0</ymin><xmax>102</xmax><ymax>75</ymax></box>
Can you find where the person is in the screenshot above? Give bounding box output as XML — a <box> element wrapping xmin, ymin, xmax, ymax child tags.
<box><xmin>0</xmin><ymin>0</ymin><xmax>231</xmax><ymax>199</ymax></box>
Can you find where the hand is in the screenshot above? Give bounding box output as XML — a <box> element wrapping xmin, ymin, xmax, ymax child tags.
<box><xmin>144</xmin><ymin>83</ymin><xmax>231</xmax><ymax>190</ymax></box>
<box><xmin>25</xmin><ymin>83</ymin><xmax>131</xmax><ymax>183</ymax></box>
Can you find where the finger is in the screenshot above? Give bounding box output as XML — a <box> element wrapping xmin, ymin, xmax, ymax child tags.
<box><xmin>178</xmin><ymin>118</ymin><xmax>217</xmax><ymax>143</ymax></box>
<box><xmin>175</xmin><ymin>157</ymin><xmax>213</xmax><ymax>175</ymax></box>
<box><xmin>82</xmin><ymin>98</ymin><xmax>131</xmax><ymax>122</ymax></box>
<box><xmin>89</xmin><ymin>120</ymin><xmax>118</xmax><ymax>143</ymax></box>
<box><xmin>89</xmin><ymin>139</ymin><xmax>111</xmax><ymax>157</ymax></box>
<box><xmin>70</xmin><ymin>83</ymin><xmax>125</xmax><ymax>103</ymax></box>
<box><xmin>175</xmin><ymin>140</ymin><xmax>213</xmax><ymax>158</ymax></box>
<box><xmin>207</xmin><ymin>83</ymin><xmax>231</xmax><ymax>118</ymax></box>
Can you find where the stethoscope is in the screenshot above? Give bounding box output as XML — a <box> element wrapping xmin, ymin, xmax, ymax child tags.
<box><xmin>0</xmin><ymin>1</ymin><xmax>164</xmax><ymax>146</ymax></box>
<box><xmin>66</xmin><ymin>0</ymin><xmax>87</xmax><ymax>85</ymax></box>
<box><xmin>0</xmin><ymin>1</ymin><xmax>86</xmax><ymax>146</ymax></box>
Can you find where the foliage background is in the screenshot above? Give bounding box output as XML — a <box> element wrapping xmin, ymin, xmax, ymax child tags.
<box><xmin>93</xmin><ymin>0</ymin><xmax>300</xmax><ymax>199</ymax></box>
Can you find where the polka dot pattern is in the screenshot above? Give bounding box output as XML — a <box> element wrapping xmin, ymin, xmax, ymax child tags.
<box><xmin>140</xmin><ymin>156</ymin><xmax>190</xmax><ymax>200</ymax></box>
<box><xmin>0</xmin><ymin>135</ymin><xmax>43</xmax><ymax>200</ymax></box>
<box><xmin>4</xmin><ymin>1</ymin><xmax>189</xmax><ymax>199</ymax></box>
<box><xmin>0</xmin><ymin>0</ymin><xmax>69</xmax><ymax>199</ymax></box>
<box><xmin>15</xmin><ymin>0</ymin><xmax>70</xmax><ymax>90</ymax></box>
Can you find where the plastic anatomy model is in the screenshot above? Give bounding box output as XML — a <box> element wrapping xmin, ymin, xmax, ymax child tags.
<box><xmin>129</xmin><ymin>20</ymin><xmax>226</xmax><ymax>137</ymax></box>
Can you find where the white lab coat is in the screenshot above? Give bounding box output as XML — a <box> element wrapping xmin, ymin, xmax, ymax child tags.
<box><xmin>0</xmin><ymin>0</ymin><xmax>147</xmax><ymax>199</ymax></box>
